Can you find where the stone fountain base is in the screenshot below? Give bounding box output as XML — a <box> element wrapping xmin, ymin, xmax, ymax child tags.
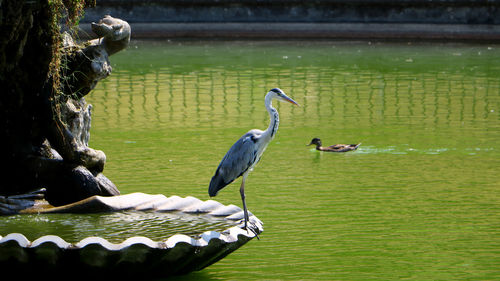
<box><xmin>0</xmin><ymin>193</ymin><xmax>262</xmax><ymax>278</ymax></box>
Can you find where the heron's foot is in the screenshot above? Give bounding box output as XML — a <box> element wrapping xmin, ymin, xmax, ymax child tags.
<box><xmin>240</xmin><ymin>219</ymin><xmax>260</xmax><ymax>240</ymax></box>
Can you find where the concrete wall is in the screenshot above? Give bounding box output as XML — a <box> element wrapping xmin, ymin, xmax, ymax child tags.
<box><xmin>80</xmin><ymin>0</ymin><xmax>500</xmax><ymax>40</ymax></box>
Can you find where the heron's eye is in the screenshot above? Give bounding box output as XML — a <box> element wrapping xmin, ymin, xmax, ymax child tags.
<box><xmin>270</xmin><ymin>88</ymin><xmax>281</xmax><ymax>94</ymax></box>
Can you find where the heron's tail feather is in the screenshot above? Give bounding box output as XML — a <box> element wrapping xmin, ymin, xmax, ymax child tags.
<box><xmin>209</xmin><ymin>171</ymin><xmax>229</xmax><ymax>197</ymax></box>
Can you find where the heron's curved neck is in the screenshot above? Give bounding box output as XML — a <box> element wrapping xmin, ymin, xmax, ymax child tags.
<box><xmin>265</xmin><ymin>95</ymin><xmax>279</xmax><ymax>139</ymax></box>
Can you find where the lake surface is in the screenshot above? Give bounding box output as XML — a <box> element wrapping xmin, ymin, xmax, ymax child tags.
<box><xmin>4</xmin><ymin>40</ymin><xmax>500</xmax><ymax>280</ymax></box>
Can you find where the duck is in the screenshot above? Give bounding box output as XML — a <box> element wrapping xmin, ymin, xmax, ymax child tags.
<box><xmin>307</xmin><ymin>138</ymin><xmax>361</xmax><ymax>152</ymax></box>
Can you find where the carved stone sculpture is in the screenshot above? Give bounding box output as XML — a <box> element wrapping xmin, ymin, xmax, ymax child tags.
<box><xmin>0</xmin><ymin>12</ymin><xmax>130</xmax><ymax>211</ymax></box>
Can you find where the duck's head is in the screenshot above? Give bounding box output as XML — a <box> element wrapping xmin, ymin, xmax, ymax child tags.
<box><xmin>308</xmin><ymin>138</ymin><xmax>322</xmax><ymax>146</ymax></box>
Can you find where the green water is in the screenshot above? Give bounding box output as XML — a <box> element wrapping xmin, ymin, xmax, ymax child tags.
<box><xmin>5</xmin><ymin>40</ymin><xmax>500</xmax><ymax>279</ymax></box>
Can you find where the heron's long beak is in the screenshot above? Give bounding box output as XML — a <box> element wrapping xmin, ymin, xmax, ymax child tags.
<box><xmin>282</xmin><ymin>95</ymin><xmax>299</xmax><ymax>106</ymax></box>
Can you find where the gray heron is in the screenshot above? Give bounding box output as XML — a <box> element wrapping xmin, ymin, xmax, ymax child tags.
<box><xmin>308</xmin><ymin>138</ymin><xmax>361</xmax><ymax>152</ymax></box>
<box><xmin>209</xmin><ymin>88</ymin><xmax>298</xmax><ymax>234</ymax></box>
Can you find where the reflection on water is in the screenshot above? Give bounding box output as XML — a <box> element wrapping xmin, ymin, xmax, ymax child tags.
<box><xmin>0</xmin><ymin>211</ymin><xmax>235</xmax><ymax>243</ymax></box>
<box><xmin>5</xmin><ymin>41</ymin><xmax>500</xmax><ymax>280</ymax></box>
<box><xmin>90</xmin><ymin>57</ymin><xmax>498</xmax><ymax>134</ymax></box>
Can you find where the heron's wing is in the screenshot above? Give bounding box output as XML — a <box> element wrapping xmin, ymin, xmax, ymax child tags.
<box><xmin>209</xmin><ymin>131</ymin><xmax>260</xmax><ymax>197</ymax></box>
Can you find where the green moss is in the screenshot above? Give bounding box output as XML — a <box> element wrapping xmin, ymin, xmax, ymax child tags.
<box><xmin>47</xmin><ymin>0</ymin><xmax>94</xmax><ymax>97</ymax></box>
<box><xmin>47</xmin><ymin>0</ymin><xmax>95</xmax><ymax>123</ymax></box>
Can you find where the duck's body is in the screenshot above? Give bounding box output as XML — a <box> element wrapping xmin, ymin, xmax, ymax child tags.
<box><xmin>308</xmin><ymin>138</ymin><xmax>360</xmax><ymax>152</ymax></box>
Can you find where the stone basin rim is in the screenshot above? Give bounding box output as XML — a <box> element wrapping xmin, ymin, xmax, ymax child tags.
<box><xmin>0</xmin><ymin>192</ymin><xmax>263</xmax><ymax>249</ymax></box>
<box><xmin>0</xmin><ymin>225</ymin><xmax>261</xmax><ymax>250</ymax></box>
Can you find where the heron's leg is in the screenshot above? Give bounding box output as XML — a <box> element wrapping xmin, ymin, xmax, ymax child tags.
<box><xmin>239</xmin><ymin>177</ymin><xmax>260</xmax><ymax>239</ymax></box>
<box><xmin>239</xmin><ymin>177</ymin><xmax>249</xmax><ymax>230</ymax></box>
